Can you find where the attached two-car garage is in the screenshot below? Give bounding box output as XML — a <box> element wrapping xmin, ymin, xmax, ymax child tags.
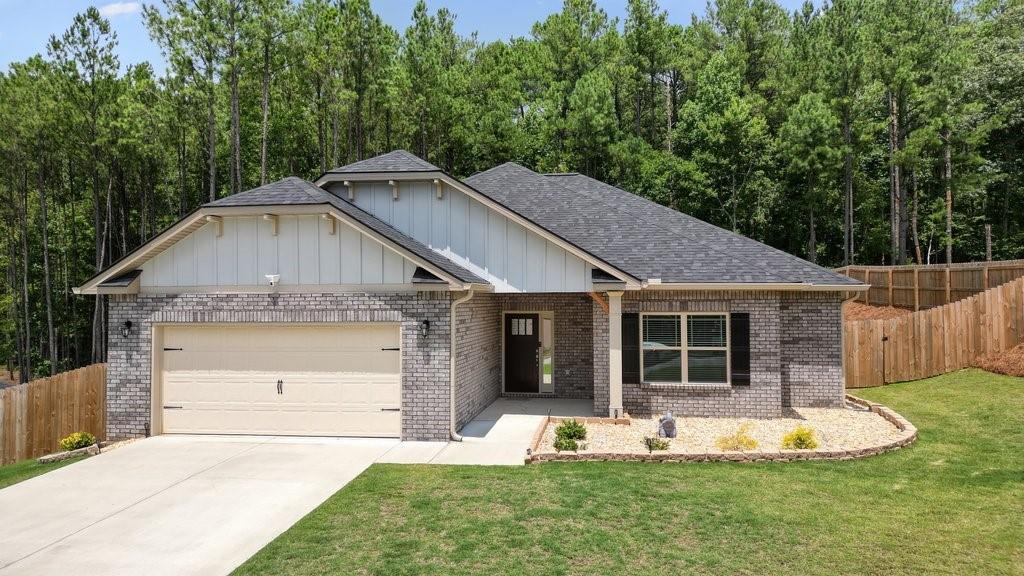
<box><xmin>156</xmin><ymin>324</ymin><xmax>402</xmax><ymax>437</ymax></box>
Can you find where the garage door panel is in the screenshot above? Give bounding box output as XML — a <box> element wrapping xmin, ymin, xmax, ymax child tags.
<box><xmin>160</xmin><ymin>325</ymin><xmax>401</xmax><ymax>437</ymax></box>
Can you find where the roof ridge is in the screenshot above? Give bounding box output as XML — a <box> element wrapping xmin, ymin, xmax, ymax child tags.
<box><xmin>543</xmin><ymin>174</ymin><xmax>791</xmax><ymax>283</ymax></box>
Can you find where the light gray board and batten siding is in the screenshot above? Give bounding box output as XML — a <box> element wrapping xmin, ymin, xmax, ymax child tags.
<box><xmin>325</xmin><ymin>181</ymin><xmax>593</xmax><ymax>293</ymax></box>
<box><xmin>139</xmin><ymin>214</ymin><xmax>417</xmax><ymax>289</ymax></box>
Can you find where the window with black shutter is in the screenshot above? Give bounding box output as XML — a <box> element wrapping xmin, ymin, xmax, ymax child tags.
<box><xmin>621</xmin><ymin>313</ymin><xmax>640</xmax><ymax>383</ymax></box>
<box><xmin>730</xmin><ymin>313</ymin><xmax>751</xmax><ymax>386</ymax></box>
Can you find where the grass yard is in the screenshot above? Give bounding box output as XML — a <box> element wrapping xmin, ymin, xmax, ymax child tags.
<box><xmin>0</xmin><ymin>456</ymin><xmax>87</xmax><ymax>490</ymax></box>
<box><xmin>234</xmin><ymin>369</ymin><xmax>1023</xmax><ymax>576</ymax></box>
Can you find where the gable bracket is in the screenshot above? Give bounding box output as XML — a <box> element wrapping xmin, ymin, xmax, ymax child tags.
<box><xmin>262</xmin><ymin>214</ymin><xmax>278</xmax><ymax>236</ymax></box>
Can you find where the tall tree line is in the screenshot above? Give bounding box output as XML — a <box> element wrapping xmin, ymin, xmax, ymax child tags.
<box><xmin>1</xmin><ymin>0</ymin><xmax>1021</xmax><ymax>380</ymax></box>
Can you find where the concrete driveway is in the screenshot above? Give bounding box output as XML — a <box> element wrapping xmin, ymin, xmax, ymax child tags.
<box><xmin>0</xmin><ymin>435</ymin><xmax>399</xmax><ymax>576</ymax></box>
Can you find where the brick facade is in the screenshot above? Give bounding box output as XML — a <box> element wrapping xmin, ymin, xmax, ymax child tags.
<box><xmin>496</xmin><ymin>294</ymin><xmax>595</xmax><ymax>399</ymax></box>
<box><xmin>453</xmin><ymin>292</ymin><xmax>501</xmax><ymax>428</ymax></box>
<box><xmin>780</xmin><ymin>292</ymin><xmax>845</xmax><ymax>407</ymax></box>
<box><xmin>106</xmin><ymin>292</ymin><xmax>452</xmax><ymax>441</ymax></box>
<box><xmin>618</xmin><ymin>290</ymin><xmax>783</xmax><ymax>418</ymax></box>
<box><xmin>105</xmin><ymin>289</ymin><xmax>844</xmax><ymax>442</ymax></box>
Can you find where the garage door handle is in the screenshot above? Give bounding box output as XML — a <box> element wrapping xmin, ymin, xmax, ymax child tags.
<box><xmin>380</xmin><ymin>347</ymin><xmax>400</xmax><ymax>351</ymax></box>
<box><xmin>163</xmin><ymin>405</ymin><xmax>183</xmax><ymax>410</ymax></box>
<box><xmin>163</xmin><ymin>347</ymin><xmax>183</xmax><ymax>351</ymax></box>
<box><xmin>380</xmin><ymin>408</ymin><xmax>400</xmax><ymax>412</ymax></box>
<box><xmin>277</xmin><ymin>380</ymin><xmax>283</xmax><ymax>394</ymax></box>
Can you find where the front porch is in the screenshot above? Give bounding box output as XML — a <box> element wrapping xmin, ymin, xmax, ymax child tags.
<box><xmin>453</xmin><ymin>292</ymin><xmax>617</xmax><ymax>430</ymax></box>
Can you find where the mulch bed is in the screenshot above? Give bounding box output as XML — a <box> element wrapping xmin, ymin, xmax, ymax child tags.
<box><xmin>974</xmin><ymin>343</ymin><xmax>1024</xmax><ymax>377</ymax></box>
<box><xmin>844</xmin><ymin>302</ymin><xmax>913</xmax><ymax>321</ymax></box>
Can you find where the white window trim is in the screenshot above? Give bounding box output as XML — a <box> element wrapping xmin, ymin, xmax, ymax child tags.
<box><xmin>639</xmin><ymin>312</ymin><xmax>731</xmax><ymax>386</ymax></box>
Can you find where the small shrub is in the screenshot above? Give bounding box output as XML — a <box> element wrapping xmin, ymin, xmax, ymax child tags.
<box><xmin>716</xmin><ymin>423</ymin><xmax>758</xmax><ymax>451</ymax></box>
<box><xmin>781</xmin><ymin>426</ymin><xmax>819</xmax><ymax>450</ymax></box>
<box><xmin>553</xmin><ymin>436</ymin><xmax>578</xmax><ymax>452</ymax></box>
<box><xmin>59</xmin><ymin>431</ymin><xmax>96</xmax><ymax>452</ymax></box>
<box><xmin>554</xmin><ymin>419</ymin><xmax>587</xmax><ymax>441</ymax></box>
<box><xmin>644</xmin><ymin>436</ymin><xmax>670</xmax><ymax>452</ymax></box>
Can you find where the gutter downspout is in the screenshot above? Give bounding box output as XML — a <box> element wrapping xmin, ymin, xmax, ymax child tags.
<box><xmin>449</xmin><ymin>289</ymin><xmax>475</xmax><ymax>441</ymax></box>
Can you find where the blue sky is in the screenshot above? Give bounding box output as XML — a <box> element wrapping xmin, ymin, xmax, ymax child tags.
<box><xmin>0</xmin><ymin>0</ymin><xmax>807</xmax><ymax>74</ymax></box>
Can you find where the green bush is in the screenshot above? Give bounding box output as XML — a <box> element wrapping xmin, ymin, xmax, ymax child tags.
<box><xmin>553</xmin><ymin>437</ymin><xmax>578</xmax><ymax>452</ymax></box>
<box><xmin>716</xmin><ymin>423</ymin><xmax>758</xmax><ymax>451</ymax></box>
<box><xmin>59</xmin><ymin>431</ymin><xmax>96</xmax><ymax>452</ymax></box>
<box><xmin>781</xmin><ymin>426</ymin><xmax>819</xmax><ymax>450</ymax></box>
<box><xmin>644</xmin><ymin>436</ymin><xmax>670</xmax><ymax>452</ymax></box>
<box><xmin>555</xmin><ymin>419</ymin><xmax>587</xmax><ymax>441</ymax></box>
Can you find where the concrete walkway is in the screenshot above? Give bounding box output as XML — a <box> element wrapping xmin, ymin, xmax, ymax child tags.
<box><xmin>430</xmin><ymin>398</ymin><xmax>593</xmax><ymax>465</ymax></box>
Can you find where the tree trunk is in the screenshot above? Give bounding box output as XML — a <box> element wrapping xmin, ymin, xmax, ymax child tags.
<box><xmin>19</xmin><ymin>173</ymin><xmax>32</xmax><ymax>382</ymax></box>
<box><xmin>842</xmin><ymin>109</ymin><xmax>854</xmax><ymax>265</ymax></box>
<box><xmin>943</xmin><ymin>128</ymin><xmax>953</xmax><ymax>265</ymax></box>
<box><xmin>206</xmin><ymin>64</ymin><xmax>217</xmax><ymax>202</ymax></box>
<box><xmin>911</xmin><ymin>169</ymin><xmax>922</xmax><ymax>265</ymax></box>
<box><xmin>807</xmin><ymin>201</ymin><xmax>817</xmax><ymax>265</ymax></box>
<box><xmin>887</xmin><ymin>91</ymin><xmax>903</xmax><ymax>264</ymax></box>
<box><xmin>229</xmin><ymin>3</ymin><xmax>242</xmax><ymax>196</ymax></box>
<box><xmin>260</xmin><ymin>38</ymin><xmax>271</xmax><ymax>186</ymax></box>
<box><xmin>39</xmin><ymin>163</ymin><xmax>57</xmax><ymax>375</ymax></box>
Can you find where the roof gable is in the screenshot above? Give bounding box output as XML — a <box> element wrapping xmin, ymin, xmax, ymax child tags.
<box><xmin>325</xmin><ymin>150</ymin><xmax>440</xmax><ymax>174</ymax></box>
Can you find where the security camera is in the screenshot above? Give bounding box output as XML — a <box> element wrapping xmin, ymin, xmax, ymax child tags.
<box><xmin>265</xmin><ymin>274</ymin><xmax>280</xmax><ymax>286</ymax></box>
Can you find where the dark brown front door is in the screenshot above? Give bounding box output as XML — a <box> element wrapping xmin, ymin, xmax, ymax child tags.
<box><xmin>505</xmin><ymin>313</ymin><xmax>540</xmax><ymax>393</ymax></box>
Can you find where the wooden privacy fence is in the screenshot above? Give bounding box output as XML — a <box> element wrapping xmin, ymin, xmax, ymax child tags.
<box><xmin>836</xmin><ymin>259</ymin><xmax>1024</xmax><ymax>310</ymax></box>
<box><xmin>845</xmin><ymin>277</ymin><xmax>1024</xmax><ymax>388</ymax></box>
<box><xmin>0</xmin><ymin>364</ymin><xmax>106</xmax><ymax>465</ymax></box>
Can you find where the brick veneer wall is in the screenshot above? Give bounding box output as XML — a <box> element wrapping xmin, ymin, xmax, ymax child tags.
<box><xmin>453</xmin><ymin>292</ymin><xmax>501</xmax><ymax>428</ymax></box>
<box><xmin>496</xmin><ymin>294</ymin><xmax>594</xmax><ymax>399</ymax></box>
<box><xmin>106</xmin><ymin>292</ymin><xmax>452</xmax><ymax>441</ymax></box>
<box><xmin>620</xmin><ymin>290</ymin><xmax>783</xmax><ymax>418</ymax></box>
<box><xmin>780</xmin><ymin>292</ymin><xmax>845</xmax><ymax>407</ymax></box>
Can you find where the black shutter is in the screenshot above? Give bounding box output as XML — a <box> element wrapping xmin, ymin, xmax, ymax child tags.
<box><xmin>730</xmin><ymin>313</ymin><xmax>751</xmax><ymax>386</ymax></box>
<box><xmin>622</xmin><ymin>313</ymin><xmax>640</xmax><ymax>383</ymax></box>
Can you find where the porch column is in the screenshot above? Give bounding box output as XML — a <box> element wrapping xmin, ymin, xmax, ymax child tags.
<box><xmin>608</xmin><ymin>291</ymin><xmax>624</xmax><ymax>417</ymax></box>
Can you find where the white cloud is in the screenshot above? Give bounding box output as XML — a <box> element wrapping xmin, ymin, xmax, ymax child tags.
<box><xmin>98</xmin><ymin>2</ymin><xmax>141</xmax><ymax>18</ymax></box>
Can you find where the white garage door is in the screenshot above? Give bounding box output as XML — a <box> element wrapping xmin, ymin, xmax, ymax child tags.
<box><xmin>159</xmin><ymin>324</ymin><xmax>401</xmax><ymax>437</ymax></box>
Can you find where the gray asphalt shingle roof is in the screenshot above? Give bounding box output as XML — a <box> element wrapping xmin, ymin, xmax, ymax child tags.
<box><xmin>204</xmin><ymin>177</ymin><xmax>485</xmax><ymax>285</ymax></box>
<box><xmin>464</xmin><ymin>163</ymin><xmax>859</xmax><ymax>286</ymax></box>
<box><xmin>325</xmin><ymin>150</ymin><xmax>440</xmax><ymax>174</ymax></box>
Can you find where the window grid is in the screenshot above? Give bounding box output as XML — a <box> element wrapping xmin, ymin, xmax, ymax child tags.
<box><xmin>640</xmin><ymin>312</ymin><xmax>731</xmax><ymax>385</ymax></box>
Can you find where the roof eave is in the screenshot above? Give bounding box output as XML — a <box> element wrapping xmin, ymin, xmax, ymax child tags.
<box><xmin>639</xmin><ymin>281</ymin><xmax>868</xmax><ymax>292</ymax></box>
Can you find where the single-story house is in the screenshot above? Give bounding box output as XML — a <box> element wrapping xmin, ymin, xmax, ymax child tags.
<box><xmin>76</xmin><ymin>150</ymin><xmax>867</xmax><ymax>441</ymax></box>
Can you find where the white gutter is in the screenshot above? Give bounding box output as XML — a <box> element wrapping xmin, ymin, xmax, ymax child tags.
<box><xmin>449</xmin><ymin>289</ymin><xmax>475</xmax><ymax>441</ymax></box>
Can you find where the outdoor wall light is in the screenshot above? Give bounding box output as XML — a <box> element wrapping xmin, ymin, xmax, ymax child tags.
<box><xmin>120</xmin><ymin>320</ymin><xmax>133</xmax><ymax>338</ymax></box>
<box><xmin>420</xmin><ymin>320</ymin><xmax>431</xmax><ymax>337</ymax></box>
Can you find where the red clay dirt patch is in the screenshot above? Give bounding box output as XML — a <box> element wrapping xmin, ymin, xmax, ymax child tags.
<box><xmin>974</xmin><ymin>343</ymin><xmax>1024</xmax><ymax>377</ymax></box>
<box><xmin>844</xmin><ymin>302</ymin><xmax>913</xmax><ymax>321</ymax></box>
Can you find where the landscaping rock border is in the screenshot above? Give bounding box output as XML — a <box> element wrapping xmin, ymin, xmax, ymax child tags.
<box><xmin>525</xmin><ymin>395</ymin><xmax>917</xmax><ymax>464</ymax></box>
<box><xmin>38</xmin><ymin>444</ymin><xmax>100</xmax><ymax>464</ymax></box>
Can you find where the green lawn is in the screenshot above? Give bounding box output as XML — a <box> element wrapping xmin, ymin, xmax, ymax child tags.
<box><xmin>0</xmin><ymin>456</ymin><xmax>87</xmax><ymax>490</ymax></box>
<box><xmin>234</xmin><ymin>369</ymin><xmax>1023</xmax><ymax>576</ymax></box>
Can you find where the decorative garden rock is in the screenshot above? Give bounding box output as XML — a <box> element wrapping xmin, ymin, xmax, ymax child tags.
<box><xmin>658</xmin><ymin>412</ymin><xmax>677</xmax><ymax>438</ymax></box>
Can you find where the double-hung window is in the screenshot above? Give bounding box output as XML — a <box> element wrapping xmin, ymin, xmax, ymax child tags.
<box><xmin>641</xmin><ymin>313</ymin><xmax>729</xmax><ymax>384</ymax></box>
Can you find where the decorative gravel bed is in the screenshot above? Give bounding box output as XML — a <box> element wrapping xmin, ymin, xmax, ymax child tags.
<box><xmin>531</xmin><ymin>397</ymin><xmax>916</xmax><ymax>462</ymax></box>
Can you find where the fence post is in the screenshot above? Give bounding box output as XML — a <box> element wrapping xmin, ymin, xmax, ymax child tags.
<box><xmin>983</xmin><ymin>266</ymin><xmax>990</xmax><ymax>290</ymax></box>
<box><xmin>887</xmin><ymin>269</ymin><xmax>894</xmax><ymax>306</ymax></box>
<box><xmin>914</xmin><ymin>268</ymin><xmax>920</xmax><ymax>311</ymax></box>
<box><xmin>945</xmin><ymin>267</ymin><xmax>952</xmax><ymax>304</ymax></box>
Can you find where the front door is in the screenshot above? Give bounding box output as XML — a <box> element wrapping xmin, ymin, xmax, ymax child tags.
<box><xmin>505</xmin><ymin>313</ymin><xmax>540</xmax><ymax>393</ymax></box>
